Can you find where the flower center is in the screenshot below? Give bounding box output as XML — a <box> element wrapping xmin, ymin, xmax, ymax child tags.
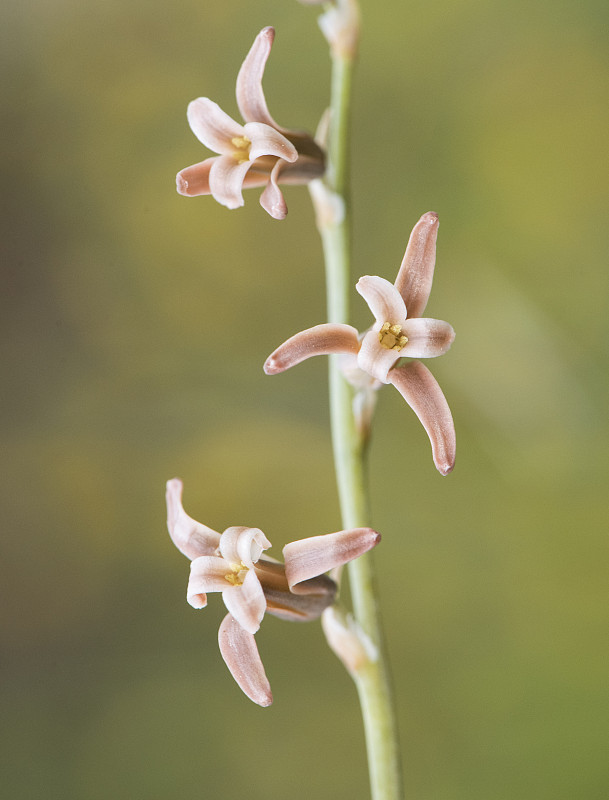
<box><xmin>225</xmin><ymin>561</ymin><xmax>249</xmax><ymax>586</ymax></box>
<box><xmin>231</xmin><ymin>136</ymin><xmax>252</xmax><ymax>164</ymax></box>
<box><xmin>378</xmin><ymin>322</ymin><xmax>408</xmax><ymax>351</ymax></box>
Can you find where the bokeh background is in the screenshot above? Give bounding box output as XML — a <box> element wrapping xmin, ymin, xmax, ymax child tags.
<box><xmin>2</xmin><ymin>0</ymin><xmax>608</xmax><ymax>797</ymax></box>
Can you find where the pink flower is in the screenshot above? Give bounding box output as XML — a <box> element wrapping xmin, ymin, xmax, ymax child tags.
<box><xmin>264</xmin><ymin>212</ymin><xmax>456</xmax><ymax>474</ymax></box>
<box><xmin>166</xmin><ymin>478</ymin><xmax>380</xmax><ymax>705</ymax></box>
<box><xmin>176</xmin><ymin>27</ymin><xmax>325</xmax><ymax>220</ymax></box>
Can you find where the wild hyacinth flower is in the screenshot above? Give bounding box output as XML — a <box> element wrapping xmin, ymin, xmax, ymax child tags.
<box><xmin>166</xmin><ymin>478</ymin><xmax>380</xmax><ymax>706</ymax></box>
<box><xmin>264</xmin><ymin>212</ymin><xmax>456</xmax><ymax>474</ymax></box>
<box><xmin>176</xmin><ymin>27</ymin><xmax>325</xmax><ymax>219</ymax></box>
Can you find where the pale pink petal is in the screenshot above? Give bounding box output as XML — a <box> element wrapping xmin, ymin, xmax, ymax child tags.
<box><xmin>186</xmin><ymin>98</ymin><xmax>245</xmax><ymax>155</ymax></box>
<box><xmin>208</xmin><ymin>154</ymin><xmax>252</xmax><ymax>210</ymax></box>
<box><xmin>264</xmin><ymin>323</ymin><xmax>360</xmax><ymax>375</ymax></box>
<box><xmin>218</xmin><ymin>614</ymin><xmax>273</xmax><ymax>707</ymax></box>
<box><xmin>187</xmin><ymin>555</ymin><xmax>232</xmax><ymax>608</ymax></box>
<box><xmin>244</xmin><ymin>122</ymin><xmax>297</xmax><ymax>162</ymax></box>
<box><xmin>400</xmin><ymin>318</ymin><xmax>456</xmax><ymax>359</ymax></box>
<box><xmin>235</xmin><ymin>27</ymin><xmax>278</xmax><ymax>128</ymax></box>
<box><xmin>259</xmin><ymin>159</ymin><xmax>288</xmax><ymax>220</ymax></box>
<box><xmin>222</xmin><ymin>570</ymin><xmax>266</xmax><ymax>634</ymax></box>
<box><xmin>356</xmin><ymin>275</ymin><xmax>407</xmax><ymax>325</ymax></box>
<box><xmin>176</xmin><ymin>159</ymin><xmax>213</xmax><ymax>197</ymax></box>
<box><xmin>393</xmin><ymin>211</ymin><xmax>439</xmax><ymax>318</ymax></box>
<box><xmin>357</xmin><ymin>327</ymin><xmax>402</xmax><ymax>384</ymax></box>
<box><xmin>165</xmin><ymin>479</ymin><xmax>221</xmax><ymax>560</ymax></box>
<box><xmin>388</xmin><ymin>361</ymin><xmax>456</xmax><ymax>475</ymax></box>
<box><xmin>219</xmin><ymin>527</ymin><xmax>271</xmax><ymax>568</ymax></box>
<box><xmin>283</xmin><ymin>528</ymin><xmax>381</xmax><ymax>594</ymax></box>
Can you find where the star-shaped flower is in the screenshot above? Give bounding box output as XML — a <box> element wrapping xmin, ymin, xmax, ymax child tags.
<box><xmin>176</xmin><ymin>27</ymin><xmax>325</xmax><ymax>220</ymax></box>
<box><xmin>166</xmin><ymin>478</ymin><xmax>380</xmax><ymax>705</ymax></box>
<box><xmin>264</xmin><ymin>212</ymin><xmax>456</xmax><ymax>474</ymax></box>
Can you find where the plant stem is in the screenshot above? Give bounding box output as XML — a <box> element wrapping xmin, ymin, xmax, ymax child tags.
<box><xmin>310</xmin><ymin>32</ymin><xmax>404</xmax><ymax>800</ymax></box>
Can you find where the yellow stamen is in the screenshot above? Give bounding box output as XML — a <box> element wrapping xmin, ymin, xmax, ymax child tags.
<box><xmin>231</xmin><ymin>136</ymin><xmax>251</xmax><ymax>164</ymax></box>
<box><xmin>378</xmin><ymin>322</ymin><xmax>408</xmax><ymax>351</ymax></box>
<box><xmin>225</xmin><ymin>561</ymin><xmax>249</xmax><ymax>587</ymax></box>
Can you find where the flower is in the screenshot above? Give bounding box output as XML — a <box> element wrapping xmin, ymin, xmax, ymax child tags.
<box><xmin>176</xmin><ymin>27</ymin><xmax>325</xmax><ymax>220</ymax></box>
<box><xmin>264</xmin><ymin>211</ymin><xmax>456</xmax><ymax>474</ymax></box>
<box><xmin>166</xmin><ymin>478</ymin><xmax>380</xmax><ymax>705</ymax></box>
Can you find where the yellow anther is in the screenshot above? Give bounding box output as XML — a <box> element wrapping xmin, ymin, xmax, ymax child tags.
<box><xmin>378</xmin><ymin>322</ymin><xmax>408</xmax><ymax>351</ymax></box>
<box><xmin>231</xmin><ymin>136</ymin><xmax>251</xmax><ymax>164</ymax></box>
<box><xmin>224</xmin><ymin>561</ymin><xmax>249</xmax><ymax>587</ymax></box>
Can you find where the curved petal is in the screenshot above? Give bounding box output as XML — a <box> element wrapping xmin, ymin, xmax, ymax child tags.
<box><xmin>401</xmin><ymin>318</ymin><xmax>455</xmax><ymax>359</ymax></box>
<box><xmin>222</xmin><ymin>569</ymin><xmax>266</xmax><ymax>634</ymax></box>
<box><xmin>176</xmin><ymin>159</ymin><xmax>213</xmax><ymax>197</ymax></box>
<box><xmin>245</xmin><ymin>122</ymin><xmax>297</xmax><ymax>163</ymax></box>
<box><xmin>388</xmin><ymin>361</ymin><xmax>456</xmax><ymax>475</ymax></box>
<box><xmin>264</xmin><ymin>323</ymin><xmax>360</xmax><ymax>375</ymax></box>
<box><xmin>283</xmin><ymin>528</ymin><xmax>381</xmax><ymax>594</ymax></box>
<box><xmin>356</xmin><ymin>275</ymin><xmax>407</xmax><ymax>324</ymax></box>
<box><xmin>218</xmin><ymin>614</ymin><xmax>273</xmax><ymax>707</ymax></box>
<box><xmin>259</xmin><ymin>159</ymin><xmax>288</xmax><ymax>220</ymax></box>
<box><xmin>393</xmin><ymin>211</ymin><xmax>439</xmax><ymax>318</ymax></box>
<box><xmin>187</xmin><ymin>555</ymin><xmax>232</xmax><ymax>608</ymax></box>
<box><xmin>186</xmin><ymin>98</ymin><xmax>245</xmax><ymax>155</ymax></box>
<box><xmin>235</xmin><ymin>27</ymin><xmax>278</xmax><ymax>128</ymax></box>
<box><xmin>165</xmin><ymin>479</ymin><xmax>221</xmax><ymax>560</ymax></box>
<box><xmin>219</xmin><ymin>527</ymin><xmax>271</xmax><ymax>569</ymax></box>
<box><xmin>208</xmin><ymin>154</ymin><xmax>252</xmax><ymax>210</ymax></box>
<box><xmin>357</xmin><ymin>327</ymin><xmax>401</xmax><ymax>384</ymax></box>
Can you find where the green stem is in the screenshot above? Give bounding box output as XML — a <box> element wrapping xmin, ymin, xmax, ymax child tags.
<box><xmin>310</xmin><ymin>31</ymin><xmax>404</xmax><ymax>800</ymax></box>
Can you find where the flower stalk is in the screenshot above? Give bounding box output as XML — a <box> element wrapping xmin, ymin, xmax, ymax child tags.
<box><xmin>309</xmin><ymin>12</ymin><xmax>404</xmax><ymax>800</ymax></box>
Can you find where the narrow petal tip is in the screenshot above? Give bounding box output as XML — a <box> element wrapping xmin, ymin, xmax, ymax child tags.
<box><xmin>176</xmin><ymin>172</ymin><xmax>188</xmax><ymax>194</ymax></box>
<box><xmin>263</xmin><ymin>355</ymin><xmax>281</xmax><ymax>375</ymax></box>
<box><xmin>437</xmin><ymin>459</ymin><xmax>455</xmax><ymax>476</ymax></box>
<box><xmin>259</xmin><ymin>26</ymin><xmax>275</xmax><ymax>41</ymax></box>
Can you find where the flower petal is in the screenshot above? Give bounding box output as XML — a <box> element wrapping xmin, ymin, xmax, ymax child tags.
<box><xmin>219</xmin><ymin>526</ymin><xmax>271</xmax><ymax>568</ymax></box>
<box><xmin>264</xmin><ymin>582</ymin><xmax>336</xmax><ymax>622</ymax></box>
<box><xmin>176</xmin><ymin>159</ymin><xmax>213</xmax><ymax>197</ymax></box>
<box><xmin>401</xmin><ymin>318</ymin><xmax>455</xmax><ymax>358</ymax></box>
<box><xmin>222</xmin><ymin>569</ymin><xmax>266</xmax><ymax>634</ymax></box>
<box><xmin>235</xmin><ymin>27</ymin><xmax>278</xmax><ymax>128</ymax></box>
<box><xmin>388</xmin><ymin>360</ymin><xmax>456</xmax><ymax>475</ymax></box>
<box><xmin>165</xmin><ymin>479</ymin><xmax>221</xmax><ymax>560</ymax></box>
<box><xmin>218</xmin><ymin>614</ymin><xmax>273</xmax><ymax>707</ymax></box>
<box><xmin>283</xmin><ymin>528</ymin><xmax>381</xmax><ymax>594</ymax></box>
<box><xmin>245</xmin><ymin>122</ymin><xmax>297</xmax><ymax>163</ymax></box>
<box><xmin>259</xmin><ymin>159</ymin><xmax>288</xmax><ymax>220</ymax></box>
<box><xmin>357</xmin><ymin>327</ymin><xmax>401</xmax><ymax>384</ymax></box>
<box><xmin>187</xmin><ymin>555</ymin><xmax>232</xmax><ymax>608</ymax></box>
<box><xmin>393</xmin><ymin>211</ymin><xmax>439</xmax><ymax>318</ymax></box>
<box><xmin>186</xmin><ymin>98</ymin><xmax>246</xmax><ymax>155</ymax></box>
<box><xmin>264</xmin><ymin>323</ymin><xmax>360</xmax><ymax>375</ymax></box>
<box><xmin>254</xmin><ymin>557</ymin><xmax>337</xmax><ymax>622</ymax></box>
<box><xmin>208</xmin><ymin>154</ymin><xmax>252</xmax><ymax>210</ymax></box>
<box><xmin>356</xmin><ymin>275</ymin><xmax>407</xmax><ymax>325</ymax></box>
<box><xmin>278</xmin><ymin>154</ymin><xmax>326</xmax><ymax>184</ymax></box>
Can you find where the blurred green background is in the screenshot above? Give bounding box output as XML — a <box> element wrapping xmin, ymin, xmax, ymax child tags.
<box><xmin>2</xmin><ymin>0</ymin><xmax>608</xmax><ymax>797</ymax></box>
